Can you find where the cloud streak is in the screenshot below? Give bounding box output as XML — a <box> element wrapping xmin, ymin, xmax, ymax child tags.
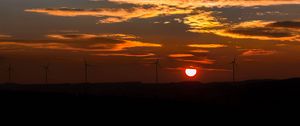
<box><xmin>179</xmin><ymin>59</ymin><xmax>216</xmax><ymax>65</ymax></box>
<box><xmin>108</xmin><ymin>0</ymin><xmax>300</xmax><ymax>8</ymax></box>
<box><xmin>241</xmin><ymin>49</ymin><xmax>276</xmax><ymax>56</ymax></box>
<box><xmin>216</xmin><ymin>20</ymin><xmax>300</xmax><ymax>41</ymax></box>
<box><xmin>190</xmin><ymin>49</ymin><xmax>209</xmax><ymax>53</ymax></box>
<box><xmin>268</xmin><ymin>21</ymin><xmax>300</xmax><ymax>29</ymax></box>
<box><xmin>0</xmin><ymin>33</ymin><xmax>162</xmax><ymax>57</ymax></box>
<box><xmin>47</xmin><ymin>33</ymin><xmax>161</xmax><ymax>51</ymax></box>
<box><xmin>168</xmin><ymin>53</ymin><xmax>194</xmax><ymax>58</ymax></box>
<box><xmin>188</xmin><ymin>44</ymin><xmax>228</xmax><ymax>48</ymax></box>
<box><xmin>25</xmin><ymin>6</ymin><xmax>192</xmax><ymax>23</ymax></box>
<box><xmin>47</xmin><ymin>33</ymin><xmax>138</xmax><ymax>41</ymax></box>
<box><xmin>90</xmin><ymin>40</ymin><xmax>161</xmax><ymax>51</ymax></box>
<box><xmin>94</xmin><ymin>53</ymin><xmax>155</xmax><ymax>57</ymax></box>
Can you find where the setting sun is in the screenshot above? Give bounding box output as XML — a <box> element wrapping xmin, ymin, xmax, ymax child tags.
<box><xmin>185</xmin><ymin>68</ymin><xmax>197</xmax><ymax>77</ymax></box>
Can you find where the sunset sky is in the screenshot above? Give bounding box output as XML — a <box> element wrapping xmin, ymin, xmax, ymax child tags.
<box><xmin>1</xmin><ymin>0</ymin><xmax>300</xmax><ymax>84</ymax></box>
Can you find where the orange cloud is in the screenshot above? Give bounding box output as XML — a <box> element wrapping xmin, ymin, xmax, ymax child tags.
<box><xmin>94</xmin><ymin>53</ymin><xmax>155</xmax><ymax>57</ymax></box>
<box><xmin>185</xmin><ymin>17</ymin><xmax>300</xmax><ymax>42</ymax></box>
<box><xmin>47</xmin><ymin>34</ymin><xmax>99</xmax><ymax>40</ymax></box>
<box><xmin>179</xmin><ymin>59</ymin><xmax>215</xmax><ymax>65</ymax></box>
<box><xmin>46</xmin><ymin>33</ymin><xmax>162</xmax><ymax>51</ymax></box>
<box><xmin>0</xmin><ymin>42</ymin><xmax>79</xmax><ymax>51</ymax></box>
<box><xmin>0</xmin><ymin>41</ymin><xmax>161</xmax><ymax>60</ymax></box>
<box><xmin>25</xmin><ymin>1</ymin><xmax>300</xmax><ymax>42</ymax></box>
<box><xmin>47</xmin><ymin>33</ymin><xmax>138</xmax><ymax>40</ymax></box>
<box><xmin>215</xmin><ymin>20</ymin><xmax>300</xmax><ymax>42</ymax></box>
<box><xmin>184</xmin><ymin>11</ymin><xmax>226</xmax><ymax>34</ymax></box>
<box><xmin>182</xmin><ymin>10</ymin><xmax>300</xmax><ymax>42</ymax></box>
<box><xmin>90</xmin><ymin>40</ymin><xmax>161</xmax><ymax>51</ymax></box>
<box><xmin>190</xmin><ymin>49</ymin><xmax>209</xmax><ymax>53</ymax></box>
<box><xmin>241</xmin><ymin>49</ymin><xmax>276</xmax><ymax>56</ymax></box>
<box><xmin>275</xmin><ymin>44</ymin><xmax>288</xmax><ymax>47</ymax></box>
<box><xmin>0</xmin><ymin>33</ymin><xmax>162</xmax><ymax>53</ymax></box>
<box><xmin>31</xmin><ymin>0</ymin><xmax>293</xmax><ymax>25</ymax></box>
<box><xmin>0</xmin><ymin>41</ymin><xmax>161</xmax><ymax>59</ymax></box>
<box><xmin>25</xmin><ymin>6</ymin><xmax>192</xmax><ymax>23</ymax></box>
<box><xmin>188</xmin><ymin>44</ymin><xmax>228</xmax><ymax>48</ymax></box>
<box><xmin>168</xmin><ymin>53</ymin><xmax>194</xmax><ymax>58</ymax></box>
<box><xmin>108</xmin><ymin>0</ymin><xmax>300</xmax><ymax>8</ymax></box>
<box><xmin>96</xmin><ymin>34</ymin><xmax>138</xmax><ymax>39</ymax></box>
<box><xmin>0</xmin><ymin>32</ymin><xmax>163</xmax><ymax>61</ymax></box>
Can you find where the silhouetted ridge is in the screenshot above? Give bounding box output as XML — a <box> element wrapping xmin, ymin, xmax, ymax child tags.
<box><xmin>1</xmin><ymin>78</ymin><xmax>300</xmax><ymax>123</ymax></box>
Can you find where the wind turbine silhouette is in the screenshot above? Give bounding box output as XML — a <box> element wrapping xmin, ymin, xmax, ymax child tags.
<box><xmin>43</xmin><ymin>63</ymin><xmax>50</xmax><ymax>84</ymax></box>
<box><xmin>230</xmin><ymin>57</ymin><xmax>238</xmax><ymax>82</ymax></box>
<box><xmin>84</xmin><ymin>58</ymin><xmax>92</xmax><ymax>83</ymax></box>
<box><xmin>154</xmin><ymin>59</ymin><xmax>160</xmax><ymax>84</ymax></box>
<box><xmin>7</xmin><ymin>64</ymin><xmax>13</xmax><ymax>83</ymax></box>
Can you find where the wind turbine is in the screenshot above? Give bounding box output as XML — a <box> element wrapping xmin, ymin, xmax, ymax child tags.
<box><xmin>154</xmin><ymin>59</ymin><xmax>160</xmax><ymax>84</ymax></box>
<box><xmin>84</xmin><ymin>58</ymin><xmax>92</xmax><ymax>83</ymax></box>
<box><xmin>43</xmin><ymin>63</ymin><xmax>50</xmax><ymax>84</ymax></box>
<box><xmin>7</xmin><ymin>64</ymin><xmax>13</xmax><ymax>83</ymax></box>
<box><xmin>230</xmin><ymin>57</ymin><xmax>238</xmax><ymax>82</ymax></box>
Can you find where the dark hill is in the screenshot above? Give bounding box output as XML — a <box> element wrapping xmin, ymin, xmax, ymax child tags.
<box><xmin>1</xmin><ymin>78</ymin><xmax>300</xmax><ymax>124</ymax></box>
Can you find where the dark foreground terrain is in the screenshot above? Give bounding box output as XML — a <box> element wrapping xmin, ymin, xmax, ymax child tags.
<box><xmin>1</xmin><ymin>78</ymin><xmax>300</xmax><ymax>124</ymax></box>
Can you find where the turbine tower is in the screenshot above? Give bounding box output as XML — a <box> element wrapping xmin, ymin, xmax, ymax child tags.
<box><xmin>231</xmin><ymin>57</ymin><xmax>238</xmax><ymax>82</ymax></box>
<box><xmin>43</xmin><ymin>63</ymin><xmax>50</xmax><ymax>84</ymax></box>
<box><xmin>8</xmin><ymin>64</ymin><xmax>12</xmax><ymax>83</ymax></box>
<box><xmin>84</xmin><ymin>59</ymin><xmax>91</xmax><ymax>83</ymax></box>
<box><xmin>154</xmin><ymin>59</ymin><xmax>160</xmax><ymax>84</ymax></box>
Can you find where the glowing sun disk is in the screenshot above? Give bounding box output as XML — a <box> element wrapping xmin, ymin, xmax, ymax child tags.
<box><xmin>185</xmin><ymin>68</ymin><xmax>197</xmax><ymax>77</ymax></box>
